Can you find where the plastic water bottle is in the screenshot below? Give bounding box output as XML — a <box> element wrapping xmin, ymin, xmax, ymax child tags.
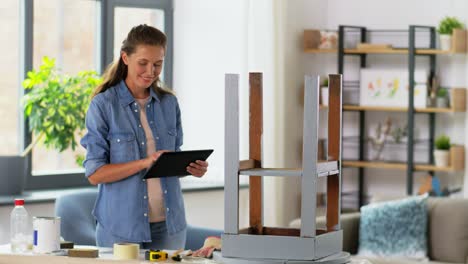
<box><xmin>10</xmin><ymin>199</ymin><xmax>30</xmax><ymax>253</ymax></box>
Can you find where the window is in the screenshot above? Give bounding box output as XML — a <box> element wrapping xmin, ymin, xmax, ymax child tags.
<box><xmin>113</xmin><ymin>7</ymin><xmax>165</xmax><ymax>59</ymax></box>
<box><xmin>18</xmin><ymin>0</ymin><xmax>174</xmax><ymax>190</ymax></box>
<box><xmin>31</xmin><ymin>0</ymin><xmax>97</xmax><ymax>175</ymax></box>
<box><xmin>113</xmin><ymin>7</ymin><xmax>166</xmax><ymax>82</ymax></box>
<box><xmin>0</xmin><ymin>0</ymin><xmax>20</xmax><ymax>156</ymax></box>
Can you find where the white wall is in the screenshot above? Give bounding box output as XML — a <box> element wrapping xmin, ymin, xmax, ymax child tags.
<box><xmin>276</xmin><ymin>0</ymin><xmax>330</xmax><ymax>226</ymax></box>
<box><xmin>173</xmin><ymin>0</ymin><xmax>288</xmax><ymax>227</ymax></box>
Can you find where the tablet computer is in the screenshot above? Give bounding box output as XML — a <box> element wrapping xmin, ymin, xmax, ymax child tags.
<box><xmin>143</xmin><ymin>149</ymin><xmax>214</xmax><ymax>179</ymax></box>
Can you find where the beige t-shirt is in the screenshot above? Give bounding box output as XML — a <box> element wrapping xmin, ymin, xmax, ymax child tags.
<box><xmin>136</xmin><ymin>97</ymin><xmax>166</xmax><ymax>223</ymax></box>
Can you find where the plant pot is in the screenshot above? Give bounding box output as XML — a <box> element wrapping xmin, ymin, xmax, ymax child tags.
<box><xmin>434</xmin><ymin>150</ymin><xmax>450</xmax><ymax>167</ymax></box>
<box><xmin>439</xmin><ymin>34</ymin><xmax>452</xmax><ymax>51</ymax></box>
<box><xmin>321</xmin><ymin>87</ymin><xmax>329</xmax><ymax>106</ymax></box>
<box><xmin>427</xmin><ymin>97</ymin><xmax>436</xmax><ymax>107</ymax></box>
<box><xmin>0</xmin><ymin>156</ymin><xmax>27</xmax><ymax>195</ymax></box>
<box><xmin>436</xmin><ymin>97</ymin><xmax>448</xmax><ymax>108</ymax></box>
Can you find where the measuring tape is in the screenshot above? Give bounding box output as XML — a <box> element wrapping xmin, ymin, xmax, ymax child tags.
<box><xmin>145</xmin><ymin>249</ymin><xmax>169</xmax><ymax>262</ymax></box>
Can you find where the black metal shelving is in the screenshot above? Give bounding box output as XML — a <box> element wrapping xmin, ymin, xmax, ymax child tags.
<box><xmin>338</xmin><ymin>25</ymin><xmax>438</xmax><ymax>207</ymax></box>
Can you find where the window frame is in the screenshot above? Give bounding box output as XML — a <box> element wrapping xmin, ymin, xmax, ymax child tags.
<box><xmin>22</xmin><ymin>0</ymin><xmax>174</xmax><ymax>190</ymax></box>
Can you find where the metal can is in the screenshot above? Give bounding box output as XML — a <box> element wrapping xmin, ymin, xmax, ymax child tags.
<box><xmin>32</xmin><ymin>216</ymin><xmax>61</xmax><ymax>253</ymax></box>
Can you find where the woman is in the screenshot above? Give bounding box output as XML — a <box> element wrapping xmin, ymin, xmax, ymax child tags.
<box><xmin>80</xmin><ymin>24</ymin><xmax>208</xmax><ymax>249</ymax></box>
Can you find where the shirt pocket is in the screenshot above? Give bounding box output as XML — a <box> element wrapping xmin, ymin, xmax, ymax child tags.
<box><xmin>166</xmin><ymin>128</ymin><xmax>177</xmax><ymax>150</ymax></box>
<box><xmin>107</xmin><ymin>133</ymin><xmax>138</xmax><ymax>163</ymax></box>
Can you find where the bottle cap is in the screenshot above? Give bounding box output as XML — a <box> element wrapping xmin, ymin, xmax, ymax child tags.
<box><xmin>14</xmin><ymin>199</ymin><xmax>24</xmax><ymax>206</ymax></box>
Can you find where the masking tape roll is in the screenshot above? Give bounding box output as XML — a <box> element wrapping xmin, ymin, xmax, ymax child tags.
<box><xmin>113</xmin><ymin>243</ymin><xmax>140</xmax><ymax>260</ymax></box>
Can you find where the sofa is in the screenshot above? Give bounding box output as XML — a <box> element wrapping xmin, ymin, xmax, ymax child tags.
<box><xmin>290</xmin><ymin>198</ymin><xmax>468</xmax><ymax>264</ymax></box>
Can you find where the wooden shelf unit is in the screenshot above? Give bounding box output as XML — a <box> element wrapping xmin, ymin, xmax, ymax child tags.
<box><xmin>304</xmin><ymin>49</ymin><xmax>337</xmax><ymax>53</ymax></box>
<box><xmin>319</xmin><ymin>105</ymin><xmax>465</xmax><ymax>113</ymax></box>
<box><xmin>342</xmin><ymin>105</ymin><xmax>464</xmax><ymax>113</ymax></box>
<box><xmin>304</xmin><ymin>48</ymin><xmax>462</xmax><ymax>55</ymax></box>
<box><xmin>343</xmin><ymin>160</ymin><xmax>458</xmax><ymax>172</ymax></box>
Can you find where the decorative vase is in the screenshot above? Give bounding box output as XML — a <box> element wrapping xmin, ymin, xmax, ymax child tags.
<box><xmin>439</xmin><ymin>34</ymin><xmax>452</xmax><ymax>51</ymax></box>
<box><xmin>436</xmin><ymin>97</ymin><xmax>448</xmax><ymax>108</ymax></box>
<box><xmin>427</xmin><ymin>97</ymin><xmax>436</xmax><ymax>107</ymax></box>
<box><xmin>0</xmin><ymin>156</ymin><xmax>27</xmax><ymax>195</ymax></box>
<box><xmin>434</xmin><ymin>149</ymin><xmax>450</xmax><ymax>167</ymax></box>
<box><xmin>321</xmin><ymin>87</ymin><xmax>329</xmax><ymax>106</ymax></box>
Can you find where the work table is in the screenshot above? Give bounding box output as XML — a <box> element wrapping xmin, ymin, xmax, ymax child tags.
<box><xmin>0</xmin><ymin>244</ymin><xmax>219</xmax><ymax>264</ymax></box>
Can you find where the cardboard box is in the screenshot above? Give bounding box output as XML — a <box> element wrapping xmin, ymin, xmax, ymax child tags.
<box><xmin>451</xmin><ymin>29</ymin><xmax>467</xmax><ymax>53</ymax></box>
<box><xmin>303</xmin><ymin>30</ymin><xmax>321</xmax><ymax>50</ymax></box>
<box><xmin>450</xmin><ymin>145</ymin><xmax>465</xmax><ymax>170</ymax></box>
<box><xmin>450</xmin><ymin>88</ymin><xmax>466</xmax><ymax>111</ymax></box>
<box><xmin>303</xmin><ymin>30</ymin><xmax>338</xmax><ymax>50</ymax></box>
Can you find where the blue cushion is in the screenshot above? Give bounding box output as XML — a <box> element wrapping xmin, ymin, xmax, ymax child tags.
<box><xmin>358</xmin><ymin>195</ymin><xmax>428</xmax><ymax>259</ymax></box>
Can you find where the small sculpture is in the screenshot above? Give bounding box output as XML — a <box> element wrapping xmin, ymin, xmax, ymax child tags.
<box><xmin>369</xmin><ymin>118</ymin><xmax>392</xmax><ymax>160</ymax></box>
<box><xmin>391</xmin><ymin>124</ymin><xmax>408</xmax><ymax>144</ymax></box>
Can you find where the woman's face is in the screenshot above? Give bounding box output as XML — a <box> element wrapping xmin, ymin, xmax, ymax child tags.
<box><xmin>122</xmin><ymin>44</ymin><xmax>165</xmax><ymax>92</ymax></box>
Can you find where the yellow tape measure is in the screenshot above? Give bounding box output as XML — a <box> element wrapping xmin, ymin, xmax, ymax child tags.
<box><xmin>145</xmin><ymin>249</ymin><xmax>169</xmax><ymax>262</ymax></box>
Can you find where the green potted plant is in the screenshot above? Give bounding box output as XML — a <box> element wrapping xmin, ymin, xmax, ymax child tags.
<box><xmin>434</xmin><ymin>134</ymin><xmax>451</xmax><ymax>167</ymax></box>
<box><xmin>0</xmin><ymin>56</ymin><xmax>101</xmax><ymax>195</ymax></box>
<box><xmin>438</xmin><ymin>16</ymin><xmax>464</xmax><ymax>51</ymax></box>
<box><xmin>436</xmin><ymin>87</ymin><xmax>449</xmax><ymax>108</ymax></box>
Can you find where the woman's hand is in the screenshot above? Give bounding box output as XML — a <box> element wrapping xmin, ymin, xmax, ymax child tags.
<box><xmin>143</xmin><ymin>150</ymin><xmax>170</xmax><ymax>169</ymax></box>
<box><xmin>187</xmin><ymin>160</ymin><xmax>209</xmax><ymax>177</ymax></box>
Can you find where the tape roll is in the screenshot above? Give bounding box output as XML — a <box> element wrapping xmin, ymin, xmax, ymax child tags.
<box><xmin>113</xmin><ymin>243</ymin><xmax>140</xmax><ymax>260</ymax></box>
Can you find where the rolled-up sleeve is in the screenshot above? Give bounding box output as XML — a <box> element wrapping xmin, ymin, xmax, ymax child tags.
<box><xmin>175</xmin><ymin>98</ymin><xmax>183</xmax><ymax>152</ymax></box>
<box><xmin>80</xmin><ymin>97</ymin><xmax>110</xmax><ymax>177</ymax></box>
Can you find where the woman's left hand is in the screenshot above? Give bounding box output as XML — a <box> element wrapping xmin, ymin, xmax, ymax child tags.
<box><xmin>187</xmin><ymin>160</ymin><xmax>209</xmax><ymax>177</ymax></box>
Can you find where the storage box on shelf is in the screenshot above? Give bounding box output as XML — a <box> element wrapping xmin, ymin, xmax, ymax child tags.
<box><xmin>450</xmin><ymin>145</ymin><xmax>465</xmax><ymax>171</ymax></box>
<box><xmin>450</xmin><ymin>29</ymin><xmax>467</xmax><ymax>53</ymax></box>
<box><xmin>450</xmin><ymin>88</ymin><xmax>466</xmax><ymax>112</ymax></box>
<box><xmin>303</xmin><ymin>29</ymin><xmax>338</xmax><ymax>52</ymax></box>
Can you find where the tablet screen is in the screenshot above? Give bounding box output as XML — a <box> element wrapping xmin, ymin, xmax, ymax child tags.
<box><xmin>143</xmin><ymin>149</ymin><xmax>214</xmax><ymax>178</ymax></box>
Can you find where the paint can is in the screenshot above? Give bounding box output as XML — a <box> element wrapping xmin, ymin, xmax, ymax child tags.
<box><xmin>32</xmin><ymin>216</ymin><xmax>61</xmax><ymax>253</ymax></box>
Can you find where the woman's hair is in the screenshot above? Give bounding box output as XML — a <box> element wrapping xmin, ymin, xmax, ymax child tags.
<box><xmin>93</xmin><ymin>24</ymin><xmax>173</xmax><ymax>97</ymax></box>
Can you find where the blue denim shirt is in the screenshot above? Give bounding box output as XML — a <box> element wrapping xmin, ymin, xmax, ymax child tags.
<box><xmin>80</xmin><ymin>80</ymin><xmax>186</xmax><ymax>242</ymax></box>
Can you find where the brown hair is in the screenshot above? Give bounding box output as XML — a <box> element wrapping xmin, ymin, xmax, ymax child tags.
<box><xmin>93</xmin><ymin>24</ymin><xmax>173</xmax><ymax>97</ymax></box>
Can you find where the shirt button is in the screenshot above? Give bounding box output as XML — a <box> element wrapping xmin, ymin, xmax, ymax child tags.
<box><xmin>139</xmin><ymin>124</ymin><xmax>142</xmax><ymax>128</ymax></box>
<box><xmin>150</xmin><ymin>121</ymin><xmax>153</xmax><ymax>124</ymax></box>
<box><xmin>134</xmin><ymin>103</ymin><xmax>137</xmax><ymax>106</ymax></box>
<box><xmin>142</xmin><ymin>179</ymin><xmax>146</xmax><ymax>182</ymax></box>
<box><xmin>117</xmin><ymin>139</ymin><xmax>120</xmax><ymax>142</ymax></box>
<box><xmin>141</xmin><ymin>142</ymin><xmax>145</xmax><ymax>145</ymax></box>
<box><xmin>167</xmin><ymin>208</ymin><xmax>170</xmax><ymax>212</ymax></box>
<box><xmin>144</xmin><ymin>213</ymin><xmax>147</xmax><ymax>217</ymax></box>
<box><xmin>164</xmin><ymin>190</ymin><xmax>167</xmax><ymax>194</ymax></box>
<box><xmin>147</xmin><ymin>105</ymin><xmax>150</xmax><ymax>108</ymax></box>
<box><xmin>156</xmin><ymin>137</ymin><xmax>159</xmax><ymax>140</ymax></box>
<box><xmin>144</xmin><ymin>196</ymin><xmax>147</xmax><ymax>199</ymax></box>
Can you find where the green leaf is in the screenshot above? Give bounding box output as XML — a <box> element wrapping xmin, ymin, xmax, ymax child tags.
<box><xmin>438</xmin><ymin>16</ymin><xmax>464</xmax><ymax>34</ymax></box>
<box><xmin>22</xmin><ymin>56</ymin><xmax>102</xmax><ymax>157</ymax></box>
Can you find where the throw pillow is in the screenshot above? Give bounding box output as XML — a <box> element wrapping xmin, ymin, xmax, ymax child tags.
<box><xmin>358</xmin><ymin>195</ymin><xmax>428</xmax><ymax>259</ymax></box>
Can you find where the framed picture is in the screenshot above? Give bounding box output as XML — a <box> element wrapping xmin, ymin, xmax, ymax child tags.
<box><xmin>360</xmin><ymin>69</ymin><xmax>427</xmax><ymax>108</ymax></box>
